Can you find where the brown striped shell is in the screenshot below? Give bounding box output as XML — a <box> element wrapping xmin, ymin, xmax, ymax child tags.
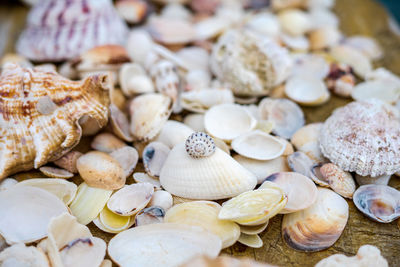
<box><xmin>0</xmin><ymin>63</ymin><xmax>110</xmax><ymax>180</ymax></box>
<box><xmin>16</xmin><ymin>0</ymin><xmax>128</xmax><ymax>62</ymax></box>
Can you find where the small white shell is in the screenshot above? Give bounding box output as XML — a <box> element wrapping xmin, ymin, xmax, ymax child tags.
<box><xmin>309</xmin><ymin>26</ymin><xmax>341</xmax><ymax>50</ymax></box>
<box><xmin>0</xmin><ymin>243</ymin><xmax>49</xmax><ymax>267</ymax></box>
<box><xmin>91</xmin><ymin>133</ymin><xmax>126</xmax><ymax>153</ymax></box>
<box><xmin>351</xmin><ymin>80</ymin><xmax>400</xmax><ymax>104</ymax></box>
<box><xmin>148</xmin><ymin>190</ymin><xmax>173</xmax><ymax>211</ymax></box>
<box><xmin>39</xmin><ymin>166</ymin><xmax>74</xmax><ymax>179</ymax></box>
<box><xmin>183</xmin><ymin>113</ymin><xmax>205</xmax><ymax>132</ymax></box>
<box><xmin>155</xmin><ymin>120</ymin><xmax>194</xmax><ymax>149</ymax></box>
<box><xmin>291</xmin><ymin>53</ymin><xmax>330</xmax><ymax>80</ymax></box>
<box><xmin>185</xmin><ymin>132</ymin><xmax>216</xmax><ymax>158</ymax></box>
<box><xmin>291</xmin><ymin>123</ymin><xmax>324</xmax><ymax>162</ymax></box>
<box><xmin>287</xmin><ymin>151</ymin><xmax>315</xmax><ymax>177</ymax></box>
<box><xmin>0</xmin><ymin>178</ymin><xmax>17</xmax><ymax>191</ymax></box>
<box><xmin>110</xmin><ymin>146</ymin><xmax>139</xmax><ymax>178</ymax></box>
<box><xmin>133</xmin><ymin>172</ymin><xmax>161</xmax><ymax>189</ymax></box>
<box><xmin>285</xmin><ymin>76</ymin><xmax>330</xmax><ymax>106</ymax></box>
<box><xmin>194</xmin><ymin>17</ymin><xmax>230</xmax><ymax>41</ymax></box>
<box><xmin>278</xmin><ymin>9</ymin><xmax>311</xmax><ymax>36</ymax></box>
<box><xmin>143</xmin><ymin>142</ymin><xmax>171</xmax><ymax>178</ymax></box>
<box><xmin>355</xmin><ymin>174</ymin><xmax>391</xmax><ymax>186</ymax></box>
<box><xmin>237</xmin><ymin>233</ymin><xmax>263</xmax><ymax>248</ymax></box>
<box><xmin>330</xmin><ymin>45</ymin><xmax>372</xmax><ymax>78</ymax></box>
<box><xmin>135</xmin><ymin>206</ymin><xmax>165</xmax><ymax>226</ymax></box>
<box><xmin>147</xmin><ymin>16</ymin><xmax>195</xmax><ymax>45</ymax></box>
<box><xmin>240</xmin><ymin>221</ymin><xmax>269</xmax><ymax>235</ymax></box>
<box><xmin>344</xmin><ymin>36</ymin><xmax>383</xmax><ymax>60</ymax></box>
<box><xmin>119</xmin><ymin>63</ymin><xmax>155</xmax><ymax>97</ymax></box>
<box><xmin>181</xmin><ymin>89</ymin><xmax>234</xmax><ymax>113</ymax></box>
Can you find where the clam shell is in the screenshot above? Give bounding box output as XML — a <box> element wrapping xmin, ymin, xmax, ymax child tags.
<box><xmin>0</xmin><ymin>243</ymin><xmax>49</xmax><ymax>267</ymax></box>
<box><xmin>183</xmin><ymin>113</ymin><xmax>205</xmax><ymax>132</ymax></box>
<box><xmin>278</xmin><ymin>9</ymin><xmax>311</xmax><ymax>36</ymax></box>
<box><xmin>245</xmin><ymin>12</ymin><xmax>281</xmax><ymax>37</ymax></box>
<box><xmin>176</xmin><ymin>47</ymin><xmax>210</xmax><ymax>72</ymax></box>
<box><xmin>282</xmin><ymin>187</ymin><xmax>349</xmax><ymax>251</ymax></box>
<box><xmin>184</xmin><ymin>69</ymin><xmax>211</xmax><ymax>91</ymax></box>
<box><xmin>110</xmin><ymin>146</ymin><xmax>139</xmax><ymax>178</ymax></box>
<box><xmin>353</xmin><ymin>185</ymin><xmax>400</xmax><ymax>223</ymax></box>
<box><xmin>148</xmin><ymin>190</ymin><xmax>173</xmax><ymax>211</ymax></box>
<box><xmin>240</xmin><ymin>221</ymin><xmax>269</xmax><ymax>235</ymax></box>
<box><xmin>108</xmin><ymin>223</ymin><xmax>222</xmax><ymax>267</ymax></box>
<box><xmin>320</xmin><ymin>163</ymin><xmax>356</xmax><ymax>199</ymax></box>
<box><xmin>147</xmin><ymin>17</ymin><xmax>195</xmax><ymax>45</ymax></box>
<box><xmin>280</xmin><ymin>34</ymin><xmax>309</xmax><ymax>51</ymax></box>
<box><xmin>355</xmin><ymin>174</ymin><xmax>391</xmax><ymax>186</ymax></box>
<box><xmin>160</xmin><ymin>143</ymin><xmax>257</xmax><ymax>200</ymax></box>
<box><xmin>319</xmin><ymin>99</ymin><xmax>400</xmax><ymax>177</ymax></box>
<box><xmin>0</xmin><ymin>178</ymin><xmax>17</xmax><ymax>191</ymax></box>
<box><xmin>115</xmin><ymin>0</ymin><xmax>147</xmax><ymax>24</ymax></box>
<box><xmin>344</xmin><ymin>36</ymin><xmax>383</xmax><ymax>60</ymax></box>
<box><xmin>155</xmin><ymin>120</ymin><xmax>194</xmax><ymax>149</ymax></box>
<box><xmin>287</xmin><ymin>151</ymin><xmax>315</xmax><ymax>177</ymax></box>
<box><xmin>263</xmin><ymin>172</ymin><xmax>318</xmax><ymax>213</ymax></box>
<box><xmin>285</xmin><ymin>76</ymin><xmax>330</xmax><ymax>106</ymax></box>
<box><xmin>181</xmin><ymin>89</ymin><xmax>234</xmax><ymax>113</ymax></box>
<box><xmin>309</xmin><ymin>26</ymin><xmax>341</xmax><ymax>50</ymax></box>
<box><xmin>126</xmin><ymin>29</ymin><xmax>155</xmax><ymax>66</ymax></box>
<box><xmin>231</xmin><ymin>130</ymin><xmax>286</xmax><ymax>161</ymax></box>
<box><xmin>107</xmin><ymin>182</ymin><xmax>154</xmax><ymax>216</ymax></box>
<box><xmin>165</xmin><ymin>201</ymin><xmax>241</xmax><ymax>249</ymax></box>
<box><xmin>129</xmin><ymin>93</ymin><xmax>173</xmax><ymax>142</ymax></box>
<box><xmin>204</xmin><ymin>104</ymin><xmax>257</xmax><ymax>141</ymax></box>
<box><xmin>310</xmin><ymin>163</ymin><xmax>329</xmax><ymax>186</ymax></box>
<box><xmin>0</xmin><ymin>186</ymin><xmax>68</xmax><ymax>244</ymax></box>
<box><xmin>194</xmin><ymin>17</ymin><xmax>230</xmax><ymax>41</ymax></box>
<box><xmin>291</xmin><ymin>123</ymin><xmax>324</xmax><ymax>162</ymax></box>
<box><xmin>135</xmin><ymin>206</ymin><xmax>165</xmax><ymax>226</ymax></box>
<box><xmin>98</xmin><ymin>206</ymin><xmax>133</xmax><ymax>232</ymax></box>
<box><xmin>351</xmin><ymin>80</ymin><xmax>400</xmax><ymax>104</ymax></box>
<box><xmin>330</xmin><ymin>45</ymin><xmax>372</xmax><ymax>78</ymax></box>
<box><xmin>119</xmin><ymin>63</ymin><xmax>155</xmax><ymax>97</ymax></box>
<box><xmin>290</xmin><ymin>53</ymin><xmax>330</xmax><ymax>80</ymax></box>
<box><xmin>218</xmin><ymin>182</ymin><xmax>287</xmax><ymax>226</ymax></box>
<box><xmin>39</xmin><ymin>166</ymin><xmax>74</xmax><ymax>179</ymax></box>
<box><xmin>133</xmin><ymin>172</ymin><xmax>161</xmax><ymax>189</ymax></box>
<box><xmin>143</xmin><ymin>142</ymin><xmax>171</xmax><ymax>178</ymax></box>
<box><xmin>91</xmin><ymin>133</ymin><xmax>126</xmax><ymax>153</ymax></box>
<box><xmin>109</xmin><ymin>104</ymin><xmax>133</xmax><ymax>142</ymax></box>
<box><xmin>0</xmin><ymin>64</ymin><xmax>110</xmax><ymax>180</ymax></box>
<box><xmin>237</xmin><ymin>233</ymin><xmax>263</xmax><ymax>248</ymax></box>
<box><xmin>258</xmin><ymin>98</ymin><xmax>304</xmax><ymax>139</ymax></box>
<box><xmin>53</xmin><ymin>151</ymin><xmax>83</xmax><ymax>174</ymax></box>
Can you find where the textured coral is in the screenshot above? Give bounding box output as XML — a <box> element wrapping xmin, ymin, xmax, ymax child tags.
<box><xmin>0</xmin><ymin>64</ymin><xmax>110</xmax><ymax>179</ymax></box>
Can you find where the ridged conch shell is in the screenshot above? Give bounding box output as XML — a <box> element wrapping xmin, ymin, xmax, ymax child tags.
<box><xmin>0</xmin><ymin>185</ymin><xmax>68</xmax><ymax>244</ymax></box>
<box><xmin>231</xmin><ymin>130</ymin><xmax>286</xmax><ymax>161</ymax></box>
<box><xmin>108</xmin><ymin>223</ymin><xmax>222</xmax><ymax>267</ymax></box>
<box><xmin>263</xmin><ymin>172</ymin><xmax>318</xmax><ymax>213</ymax></box>
<box><xmin>0</xmin><ymin>64</ymin><xmax>110</xmax><ymax>180</ymax></box>
<box><xmin>0</xmin><ymin>243</ymin><xmax>49</xmax><ymax>267</ymax></box>
<box><xmin>218</xmin><ymin>182</ymin><xmax>287</xmax><ymax>226</ymax></box>
<box><xmin>165</xmin><ymin>201</ymin><xmax>241</xmax><ymax>249</ymax></box>
<box><xmin>319</xmin><ymin>99</ymin><xmax>400</xmax><ymax>177</ymax></box>
<box><xmin>291</xmin><ymin>123</ymin><xmax>324</xmax><ymax>162</ymax></box>
<box><xmin>282</xmin><ymin>187</ymin><xmax>349</xmax><ymax>251</ymax></box>
<box><xmin>319</xmin><ymin>163</ymin><xmax>356</xmax><ymax>199</ymax></box>
<box><xmin>210</xmin><ymin>29</ymin><xmax>292</xmax><ymax>96</ymax></box>
<box><xmin>16</xmin><ymin>0</ymin><xmax>128</xmax><ymax>62</ymax></box>
<box><xmin>353</xmin><ymin>185</ymin><xmax>400</xmax><ymax>223</ymax></box>
<box><xmin>160</xmin><ymin>141</ymin><xmax>257</xmax><ymax>200</ymax></box>
<box><xmin>181</xmin><ymin>89</ymin><xmax>234</xmax><ymax>113</ymax></box>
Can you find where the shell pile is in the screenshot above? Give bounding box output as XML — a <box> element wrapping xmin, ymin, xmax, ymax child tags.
<box><xmin>0</xmin><ymin>0</ymin><xmax>397</xmax><ymax>266</ymax></box>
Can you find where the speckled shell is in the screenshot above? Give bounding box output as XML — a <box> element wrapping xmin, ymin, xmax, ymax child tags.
<box><xmin>0</xmin><ymin>64</ymin><xmax>110</xmax><ymax>180</ymax></box>
<box><xmin>319</xmin><ymin>99</ymin><xmax>400</xmax><ymax>177</ymax></box>
<box><xmin>16</xmin><ymin>0</ymin><xmax>128</xmax><ymax>62</ymax></box>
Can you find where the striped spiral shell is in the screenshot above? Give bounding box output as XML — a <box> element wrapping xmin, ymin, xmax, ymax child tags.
<box><xmin>185</xmin><ymin>132</ymin><xmax>216</xmax><ymax>158</ymax></box>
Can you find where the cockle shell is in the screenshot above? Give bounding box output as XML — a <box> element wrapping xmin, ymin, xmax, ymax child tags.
<box><xmin>282</xmin><ymin>187</ymin><xmax>348</xmax><ymax>251</ymax></box>
<box><xmin>160</xmin><ymin>142</ymin><xmax>257</xmax><ymax>200</ymax></box>
<box><xmin>0</xmin><ymin>243</ymin><xmax>49</xmax><ymax>267</ymax></box>
<box><xmin>319</xmin><ymin>99</ymin><xmax>400</xmax><ymax>177</ymax></box>
<box><xmin>210</xmin><ymin>29</ymin><xmax>292</xmax><ymax>96</ymax></box>
<box><xmin>155</xmin><ymin>120</ymin><xmax>194</xmax><ymax>149</ymax></box>
<box><xmin>0</xmin><ymin>64</ymin><xmax>110</xmax><ymax>180</ymax></box>
<box><xmin>319</xmin><ymin>163</ymin><xmax>356</xmax><ymax>199</ymax></box>
<box><xmin>16</xmin><ymin>0</ymin><xmax>128</xmax><ymax>62</ymax></box>
<box><xmin>291</xmin><ymin>123</ymin><xmax>324</xmax><ymax>162</ymax></box>
<box><xmin>181</xmin><ymin>88</ymin><xmax>234</xmax><ymax>113</ymax></box>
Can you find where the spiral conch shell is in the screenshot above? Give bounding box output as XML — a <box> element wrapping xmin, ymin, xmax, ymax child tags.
<box><xmin>0</xmin><ymin>64</ymin><xmax>110</xmax><ymax>180</ymax></box>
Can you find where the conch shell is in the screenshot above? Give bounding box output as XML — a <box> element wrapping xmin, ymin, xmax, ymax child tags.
<box><xmin>0</xmin><ymin>64</ymin><xmax>110</xmax><ymax>180</ymax></box>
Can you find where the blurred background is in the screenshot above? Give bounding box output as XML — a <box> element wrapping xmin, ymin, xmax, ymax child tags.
<box><xmin>379</xmin><ymin>0</ymin><xmax>400</xmax><ymax>22</ymax></box>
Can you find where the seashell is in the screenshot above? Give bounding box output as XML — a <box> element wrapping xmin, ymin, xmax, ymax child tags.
<box><xmin>326</xmin><ymin>63</ymin><xmax>356</xmax><ymax>98</ymax></box>
<box><xmin>309</xmin><ymin>8</ymin><xmax>339</xmax><ymax>29</ymax></box>
<box><xmin>282</xmin><ymin>187</ymin><xmax>349</xmax><ymax>251</ymax></box>
<box><xmin>285</xmin><ymin>76</ymin><xmax>330</xmax><ymax>106</ymax></box>
<box><xmin>280</xmin><ymin>34</ymin><xmax>309</xmax><ymax>51</ymax></box>
<box><xmin>355</xmin><ymin>174</ymin><xmax>391</xmax><ymax>186</ymax></box>
<box><xmin>119</xmin><ymin>63</ymin><xmax>155</xmax><ymax>97</ymax></box>
<box><xmin>107</xmin><ymin>182</ymin><xmax>154</xmax><ymax>216</ymax></box>
<box><xmin>129</xmin><ymin>93</ymin><xmax>173</xmax><ymax>142</ymax></box>
<box><xmin>133</xmin><ymin>172</ymin><xmax>162</xmax><ymax>189</ymax></box>
<box><xmin>319</xmin><ymin>99</ymin><xmax>400</xmax><ymax>177</ymax></box>
<box><xmin>245</xmin><ymin>12</ymin><xmax>281</xmax><ymax>38</ymax></box>
<box><xmin>148</xmin><ymin>190</ymin><xmax>173</xmax><ymax>211</ymax></box>
<box><xmin>79</xmin><ymin>115</ymin><xmax>103</xmax><ymax>137</ymax></box>
<box><xmin>365</xmin><ymin>67</ymin><xmax>400</xmax><ymax>85</ymax></box>
<box><xmin>258</xmin><ymin>98</ymin><xmax>305</xmax><ymax>139</ymax></box>
<box><xmin>315</xmin><ymin>244</ymin><xmax>388</xmax><ymax>267</ymax></box>
<box><xmin>160</xmin><ymin>143</ymin><xmax>257</xmax><ymax>200</ymax></box>
<box><xmin>0</xmin><ymin>178</ymin><xmax>18</xmax><ymax>191</ymax></box>
<box><xmin>110</xmin><ymin>146</ymin><xmax>139</xmax><ymax>178</ymax></box>
<box><xmin>181</xmin><ymin>88</ymin><xmax>234</xmax><ymax>113</ymax></box>
<box><xmin>278</xmin><ymin>9</ymin><xmax>311</xmax><ymax>36</ymax></box>
<box><xmin>351</xmin><ymin>80</ymin><xmax>400</xmax><ymax>104</ymax></box>
<box><xmin>210</xmin><ymin>29</ymin><xmax>292</xmax><ymax>96</ymax></box>
<box><xmin>184</xmin><ymin>113</ymin><xmax>205</xmax><ymax>132</ymax></box>
<box><xmin>309</xmin><ymin>26</ymin><xmax>341</xmax><ymax>50</ymax></box>
<box><xmin>290</xmin><ymin>53</ymin><xmax>330</xmax><ymax>80</ymax></box>
<box><xmin>143</xmin><ymin>142</ymin><xmax>171</xmax><ymax>178</ymax></box>
<box><xmin>287</xmin><ymin>151</ymin><xmax>315</xmax><ymax>178</ymax></box>
<box><xmin>53</xmin><ymin>151</ymin><xmax>83</xmax><ymax>174</ymax></box>
<box><xmin>0</xmin><ymin>64</ymin><xmax>110</xmax><ymax>180</ymax></box>
<box><xmin>147</xmin><ymin>16</ymin><xmax>195</xmax><ymax>45</ymax></box>
<box><xmin>310</xmin><ymin>163</ymin><xmax>329</xmax><ymax>187</ymax></box>
<box><xmin>343</xmin><ymin>36</ymin><xmax>383</xmax><ymax>60</ymax></box>
<box><xmin>218</xmin><ymin>182</ymin><xmax>287</xmax><ymax>225</ymax></box>
<box><xmin>191</xmin><ymin>0</ymin><xmax>221</xmax><ymax>14</ymax></box>
<box><xmin>77</xmin><ymin>151</ymin><xmax>125</xmax><ymax>190</ymax></box>
<box><xmin>232</xmin><ymin>130</ymin><xmax>286</xmax><ymax>161</ymax></box>
<box><xmin>39</xmin><ymin>166</ymin><xmax>74</xmax><ymax>179</ymax></box>
<box><xmin>126</xmin><ymin>29</ymin><xmax>155</xmax><ymax>65</ymax></box>
<box><xmin>180</xmin><ymin>255</ymin><xmax>277</xmax><ymax>267</ymax></box>
<box><xmin>237</xmin><ymin>233</ymin><xmax>263</xmax><ymax>248</ymax></box>
<box><xmin>91</xmin><ymin>133</ymin><xmax>126</xmax><ymax>153</ymax></box>
<box><xmin>214</xmin><ymin>137</ymin><xmax>231</xmax><ymax>155</ymax></box>
<box><xmin>255</xmin><ymin>120</ymin><xmax>275</xmax><ymax>135</ymax></box>
<box><xmin>108</xmin><ymin>223</ymin><xmax>221</xmax><ymax>267</ymax></box>
<box><xmin>96</xmin><ymin>206</ymin><xmax>133</xmax><ymax>233</ymax></box>
<box><xmin>185</xmin><ymin>132</ymin><xmax>216</xmax><ymax>158</ymax></box>
<box><xmin>194</xmin><ymin>17</ymin><xmax>230</xmax><ymax>41</ymax></box>
<box><xmin>16</xmin><ymin>0</ymin><xmax>128</xmax><ymax>62</ymax></box>
<box><xmin>330</xmin><ymin>45</ymin><xmax>372</xmax><ymax>78</ymax></box>
<box><xmin>115</xmin><ymin>0</ymin><xmax>148</xmax><ymax>24</ymax></box>
<box><xmin>69</xmin><ymin>182</ymin><xmax>113</xmax><ymax>225</ymax></box>
<box><xmin>319</xmin><ymin>163</ymin><xmax>356</xmax><ymax>199</ymax></box>
<box><xmin>135</xmin><ymin>206</ymin><xmax>165</xmax><ymax>226</ymax></box>
<box><xmin>155</xmin><ymin>120</ymin><xmax>194</xmax><ymax>149</ymax></box>
<box><xmin>353</xmin><ymin>184</ymin><xmax>400</xmax><ymax>223</ymax></box>
<box><xmin>240</xmin><ymin>221</ymin><xmax>269</xmax><ymax>235</ymax></box>
<box><xmin>271</xmin><ymin>0</ymin><xmax>306</xmax><ymax>10</ymax></box>
<box><xmin>101</xmin><ymin>259</ymin><xmax>113</xmax><ymax>267</ymax></box>
<box><xmin>109</xmin><ymin>104</ymin><xmax>133</xmax><ymax>142</ymax></box>
<box><xmin>172</xmin><ymin>195</ymin><xmax>197</xmax><ymax>205</ymax></box>
<box><xmin>0</xmin><ymin>243</ymin><xmax>49</xmax><ymax>267</ymax></box>
<box><xmin>176</xmin><ymin>47</ymin><xmax>210</xmax><ymax>72</ymax></box>
<box><xmin>205</xmin><ymin>104</ymin><xmax>257</xmax><ymax>141</ymax></box>
<box><xmin>291</xmin><ymin>123</ymin><xmax>324</xmax><ymax>162</ymax></box>
<box><xmin>161</xmin><ymin>3</ymin><xmax>192</xmax><ymax>21</ymax></box>
<box><xmin>234</xmin><ymin>155</ymin><xmax>290</xmax><ymax>184</ymax></box>
<box><xmin>263</xmin><ymin>172</ymin><xmax>318</xmax><ymax>213</ymax></box>
<box><xmin>17</xmin><ymin>178</ymin><xmax>77</xmax><ymax>205</ymax></box>
<box><xmin>165</xmin><ymin>201</ymin><xmax>241</xmax><ymax>249</ymax></box>
<box><xmin>0</xmin><ymin>186</ymin><xmax>68</xmax><ymax>244</ymax></box>
<box><xmin>0</xmin><ymin>53</ymin><xmax>32</xmax><ymax>69</ymax></box>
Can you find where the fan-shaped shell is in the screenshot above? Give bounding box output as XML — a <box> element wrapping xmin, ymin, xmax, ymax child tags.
<box><xmin>16</xmin><ymin>0</ymin><xmax>128</xmax><ymax>62</ymax></box>
<box><xmin>0</xmin><ymin>64</ymin><xmax>110</xmax><ymax>180</ymax></box>
<box><xmin>319</xmin><ymin>99</ymin><xmax>400</xmax><ymax>177</ymax></box>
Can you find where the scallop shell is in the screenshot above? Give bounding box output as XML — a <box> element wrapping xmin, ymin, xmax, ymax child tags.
<box><xmin>285</xmin><ymin>76</ymin><xmax>330</xmax><ymax>106</ymax></box>
<box><xmin>291</xmin><ymin>123</ymin><xmax>324</xmax><ymax>162</ymax></box>
<box><xmin>135</xmin><ymin>206</ymin><xmax>165</xmax><ymax>226</ymax></box>
<box><xmin>319</xmin><ymin>163</ymin><xmax>356</xmax><ymax>199</ymax></box>
<box><xmin>231</xmin><ymin>130</ymin><xmax>286</xmax><ymax>161</ymax></box>
<box><xmin>319</xmin><ymin>99</ymin><xmax>400</xmax><ymax>177</ymax></box>
<box><xmin>353</xmin><ymin>185</ymin><xmax>400</xmax><ymax>223</ymax></box>
<box><xmin>0</xmin><ymin>243</ymin><xmax>49</xmax><ymax>267</ymax></box>
<box><xmin>282</xmin><ymin>187</ymin><xmax>348</xmax><ymax>252</ymax></box>
<box><xmin>160</xmin><ymin>143</ymin><xmax>257</xmax><ymax>200</ymax></box>
<box><xmin>237</xmin><ymin>233</ymin><xmax>263</xmax><ymax>248</ymax></box>
<box><xmin>164</xmin><ymin>201</ymin><xmax>241</xmax><ymax>249</ymax></box>
<box><xmin>0</xmin><ymin>64</ymin><xmax>110</xmax><ymax>180</ymax></box>
<box><xmin>16</xmin><ymin>0</ymin><xmax>128</xmax><ymax>62</ymax></box>
<box><xmin>143</xmin><ymin>142</ymin><xmax>171</xmax><ymax>178</ymax></box>
<box><xmin>210</xmin><ymin>29</ymin><xmax>292</xmax><ymax>96</ymax></box>
<box><xmin>181</xmin><ymin>89</ymin><xmax>234</xmax><ymax>113</ymax></box>
<box><xmin>263</xmin><ymin>172</ymin><xmax>318</xmax><ymax>213</ymax></box>
<box><xmin>108</xmin><ymin>223</ymin><xmax>221</xmax><ymax>267</ymax></box>
<box><xmin>155</xmin><ymin>120</ymin><xmax>194</xmax><ymax>149</ymax></box>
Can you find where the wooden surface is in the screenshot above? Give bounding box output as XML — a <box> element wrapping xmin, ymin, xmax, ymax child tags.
<box><xmin>2</xmin><ymin>0</ymin><xmax>400</xmax><ymax>266</ymax></box>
